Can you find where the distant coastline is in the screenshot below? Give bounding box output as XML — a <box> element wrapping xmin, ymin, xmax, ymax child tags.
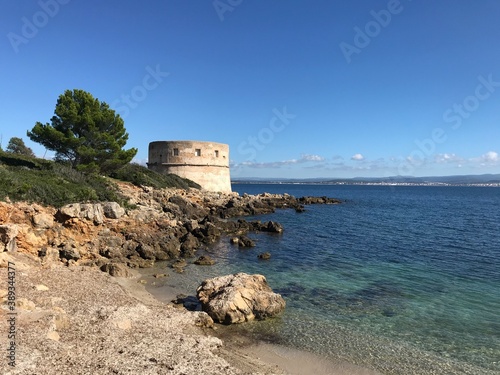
<box><xmin>232</xmin><ymin>173</ymin><xmax>500</xmax><ymax>187</ymax></box>
<box><xmin>233</xmin><ymin>181</ymin><xmax>500</xmax><ymax>187</ymax></box>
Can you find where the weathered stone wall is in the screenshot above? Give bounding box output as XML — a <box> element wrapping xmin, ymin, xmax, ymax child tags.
<box><xmin>148</xmin><ymin>141</ymin><xmax>231</xmax><ymax>192</ymax></box>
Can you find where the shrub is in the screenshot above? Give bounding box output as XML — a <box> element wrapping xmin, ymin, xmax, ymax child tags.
<box><xmin>109</xmin><ymin>163</ymin><xmax>200</xmax><ymax>190</ymax></box>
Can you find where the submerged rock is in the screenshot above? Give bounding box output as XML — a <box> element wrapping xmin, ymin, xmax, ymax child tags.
<box><xmin>194</xmin><ymin>255</ymin><xmax>215</xmax><ymax>266</ymax></box>
<box><xmin>262</xmin><ymin>221</ymin><xmax>283</xmax><ymax>233</ymax></box>
<box><xmin>237</xmin><ymin>235</ymin><xmax>255</xmax><ymax>248</ymax></box>
<box><xmin>196</xmin><ymin>272</ymin><xmax>286</xmax><ymax>324</ymax></box>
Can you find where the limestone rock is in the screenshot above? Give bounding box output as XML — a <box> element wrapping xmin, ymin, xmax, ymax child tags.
<box><xmin>194</xmin><ymin>312</ymin><xmax>214</xmax><ymax>328</ymax></box>
<box><xmin>100</xmin><ymin>263</ymin><xmax>132</xmax><ymax>278</ymax></box>
<box><xmin>38</xmin><ymin>247</ymin><xmax>60</xmax><ymax>265</ymax></box>
<box><xmin>32</xmin><ymin>213</ymin><xmax>54</xmax><ymax>229</ymax></box>
<box><xmin>257</xmin><ymin>252</ymin><xmax>271</xmax><ymax>260</ymax></box>
<box><xmin>168</xmin><ymin>196</ymin><xmax>206</xmax><ymax>219</ymax></box>
<box><xmin>194</xmin><ymin>255</ymin><xmax>215</xmax><ymax>266</ymax></box>
<box><xmin>196</xmin><ymin>273</ymin><xmax>286</xmax><ymax>324</ymax></box>
<box><xmin>58</xmin><ymin>243</ymin><xmax>81</xmax><ymax>261</ymax></box>
<box><xmin>57</xmin><ymin>203</ymin><xmax>104</xmax><ymax>224</ymax></box>
<box><xmin>0</xmin><ymin>224</ymin><xmax>18</xmax><ymax>252</ymax></box>
<box><xmin>102</xmin><ymin>202</ymin><xmax>126</xmax><ymax>219</ymax></box>
<box><xmin>180</xmin><ymin>232</ymin><xmax>200</xmax><ymax>258</ymax></box>
<box><xmin>171</xmin><ymin>259</ymin><xmax>187</xmax><ymax>273</ymax></box>
<box><xmin>263</xmin><ymin>221</ymin><xmax>283</xmax><ymax>233</ymax></box>
<box><xmin>237</xmin><ymin>235</ymin><xmax>255</xmax><ymax>248</ymax></box>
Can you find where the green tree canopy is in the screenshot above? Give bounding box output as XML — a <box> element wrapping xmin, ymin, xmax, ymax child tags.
<box><xmin>6</xmin><ymin>137</ymin><xmax>35</xmax><ymax>157</ymax></box>
<box><xmin>27</xmin><ymin>89</ymin><xmax>137</xmax><ymax>174</ymax></box>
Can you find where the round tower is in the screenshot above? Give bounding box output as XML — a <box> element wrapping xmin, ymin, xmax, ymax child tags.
<box><xmin>148</xmin><ymin>140</ymin><xmax>231</xmax><ymax>192</ymax></box>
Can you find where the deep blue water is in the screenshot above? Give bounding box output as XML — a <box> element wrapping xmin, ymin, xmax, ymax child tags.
<box><xmin>153</xmin><ymin>184</ymin><xmax>500</xmax><ymax>374</ymax></box>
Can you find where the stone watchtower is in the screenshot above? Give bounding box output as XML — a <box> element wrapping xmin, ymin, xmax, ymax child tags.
<box><xmin>147</xmin><ymin>140</ymin><xmax>231</xmax><ymax>192</ymax></box>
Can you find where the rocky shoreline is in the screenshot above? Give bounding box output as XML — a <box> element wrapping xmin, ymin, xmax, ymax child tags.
<box><xmin>0</xmin><ymin>182</ymin><xmax>340</xmax><ymax>275</ymax></box>
<box><xmin>0</xmin><ymin>183</ymin><xmax>342</xmax><ymax>374</ymax></box>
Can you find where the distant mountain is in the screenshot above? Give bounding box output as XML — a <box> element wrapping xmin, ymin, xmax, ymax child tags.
<box><xmin>231</xmin><ymin>174</ymin><xmax>500</xmax><ymax>185</ymax></box>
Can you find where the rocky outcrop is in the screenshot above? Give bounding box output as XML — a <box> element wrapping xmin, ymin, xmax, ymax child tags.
<box><xmin>56</xmin><ymin>202</ymin><xmax>127</xmax><ymax>224</ymax></box>
<box><xmin>196</xmin><ymin>273</ymin><xmax>286</xmax><ymax>324</ymax></box>
<box><xmin>102</xmin><ymin>202</ymin><xmax>126</xmax><ymax>219</ymax></box>
<box><xmin>100</xmin><ymin>262</ymin><xmax>132</xmax><ymax>277</ymax></box>
<box><xmin>56</xmin><ymin>203</ymin><xmax>105</xmax><ymax>224</ymax></box>
<box><xmin>0</xmin><ymin>184</ymin><xmax>341</xmax><ymax>278</ymax></box>
<box><xmin>236</xmin><ymin>235</ymin><xmax>256</xmax><ymax>248</ymax></box>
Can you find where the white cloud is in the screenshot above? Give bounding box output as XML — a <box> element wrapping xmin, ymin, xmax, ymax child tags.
<box><xmin>132</xmin><ymin>157</ymin><xmax>148</xmax><ymax>166</ymax></box>
<box><xmin>480</xmin><ymin>151</ymin><xmax>499</xmax><ymax>163</ymax></box>
<box><xmin>434</xmin><ymin>153</ymin><xmax>462</xmax><ymax>163</ymax></box>
<box><xmin>351</xmin><ymin>153</ymin><xmax>364</xmax><ymax>161</ymax></box>
<box><xmin>467</xmin><ymin>151</ymin><xmax>499</xmax><ymax>166</ymax></box>
<box><xmin>300</xmin><ymin>154</ymin><xmax>325</xmax><ymax>162</ymax></box>
<box><xmin>231</xmin><ymin>153</ymin><xmax>326</xmax><ymax>169</ymax></box>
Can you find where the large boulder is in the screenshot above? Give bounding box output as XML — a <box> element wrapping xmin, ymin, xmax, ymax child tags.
<box><xmin>102</xmin><ymin>202</ymin><xmax>126</xmax><ymax>219</ymax></box>
<box><xmin>196</xmin><ymin>273</ymin><xmax>286</xmax><ymax>324</ymax></box>
<box><xmin>56</xmin><ymin>203</ymin><xmax>105</xmax><ymax>224</ymax></box>
<box><xmin>56</xmin><ymin>202</ymin><xmax>125</xmax><ymax>224</ymax></box>
<box><xmin>237</xmin><ymin>235</ymin><xmax>255</xmax><ymax>248</ymax></box>
<box><xmin>100</xmin><ymin>263</ymin><xmax>132</xmax><ymax>278</ymax></box>
<box><xmin>32</xmin><ymin>213</ymin><xmax>54</xmax><ymax>229</ymax></box>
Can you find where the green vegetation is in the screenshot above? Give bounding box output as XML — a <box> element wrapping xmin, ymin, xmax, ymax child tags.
<box><xmin>27</xmin><ymin>89</ymin><xmax>137</xmax><ymax>174</ymax></box>
<box><xmin>0</xmin><ymin>152</ymin><xmax>199</xmax><ymax>208</ymax></box>
<box><xmin>0</xmin><ymin>151</ymin><xmax>124</xmax><ymax>207</ymax></box>
<box><xmin>6</xmin><ymin>137</ymin><xmax>35</xmax><ymax>157</ymax></box>
<box><xmin>109</xmin><ymin>163</ymin><xmax>200</xmax><ymax>190</ymax></box>
<box><xmin>2</xmin><ymin>89</ymin><xmax>199</xmax><ymax>207</ymax></box>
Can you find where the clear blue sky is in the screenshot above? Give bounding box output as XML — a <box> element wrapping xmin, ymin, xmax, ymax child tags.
<box><xmin>1</xmin><ymin>0</ymin><xmax>499</xmax><ymax>178</ymax></box>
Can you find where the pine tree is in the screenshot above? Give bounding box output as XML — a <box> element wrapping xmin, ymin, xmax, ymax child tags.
<box><xmin>6</xmin><ymin>137</ymin><xmax>35</xmax><ymax>157</ymax></box>
<box><xmin>28</xmin><ymin>89</ymin><xmax>137</xmax><ymax>173</ymax></box>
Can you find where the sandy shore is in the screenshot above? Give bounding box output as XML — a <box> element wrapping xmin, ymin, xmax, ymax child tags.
<box><xmin>141</xmin><ymin>264</ymin><xmax>382</xmax><ymax>375</ymax></box>
<box><xmin>0</xmin><ymin>251</ymin><xmax>380</xmax><ymax>375</ymax></box>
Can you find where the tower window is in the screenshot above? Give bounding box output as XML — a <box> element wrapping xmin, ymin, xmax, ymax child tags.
<box><xmin>215</xmin><ymin>150</ymin><xmax>219</xmax><ymax>157</ymax></box>
<box><xmin>173</xmin><ymin>148</ymin><xmax>179</xmax><ymax>156</ymax></box>
<box><xmin>195</xmin><ymin>149</ymin><xmax>201</xmax><ymax>156</ymax></box>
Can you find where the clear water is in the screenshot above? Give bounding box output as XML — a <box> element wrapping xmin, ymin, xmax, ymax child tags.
<box><xmin>149</xmin><ymin>184</ymin><xmax>500</xmax><ymax>375</ymax></box>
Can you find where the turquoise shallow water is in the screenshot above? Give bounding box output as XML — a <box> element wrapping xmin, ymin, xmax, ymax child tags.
<box><xmin>150</xmin><ymin>184</ymin><xmax>500</xmax><ymax>375</ymax></box>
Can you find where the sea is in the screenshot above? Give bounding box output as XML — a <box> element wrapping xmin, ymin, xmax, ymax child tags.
<box><xmin>146</xmin><ymin>184</ymin><xmax>500</xmax><ymax>375</ymax></box>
